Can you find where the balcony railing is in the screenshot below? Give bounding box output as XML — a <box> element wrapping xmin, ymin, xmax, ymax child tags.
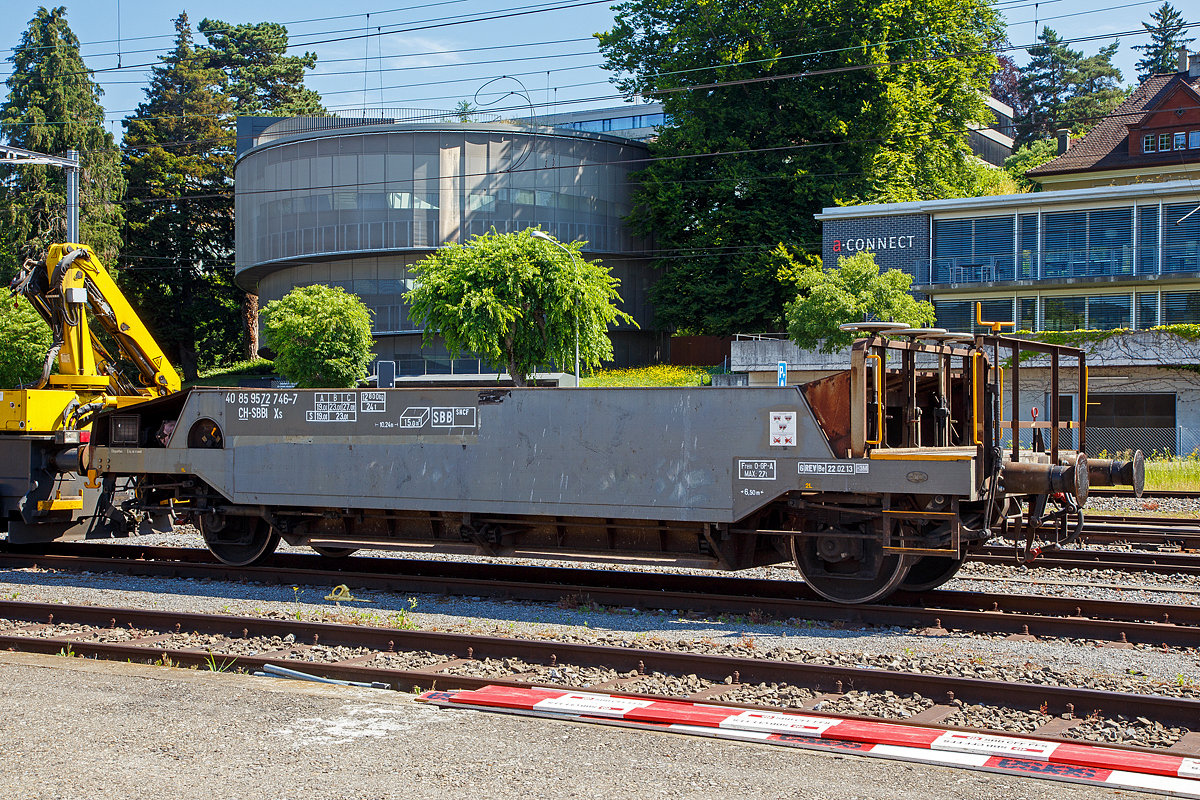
<box><xmin>912</xmin><ymin>245</ymin><xmax>1199</xmax><ymax>285</ymax></box>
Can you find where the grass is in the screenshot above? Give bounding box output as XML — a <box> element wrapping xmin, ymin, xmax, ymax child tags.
<box><xmin>183</xmin><ymin>359</ymin><xmax>277</xmax><ymax>389</ymax></box>
<box><xmin>580</xmin><ymin>365</ymin><xmax>714</xmax><ymax>387</ymax></box>
<box><xmin>1144</xmin><ymin>459</ymin><xmax>1200</xmax><ymax>493</ymax></box>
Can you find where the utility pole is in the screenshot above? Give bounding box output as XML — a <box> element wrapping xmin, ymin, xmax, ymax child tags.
<box><xmin>0</xmin><ymin>144</ymin><xmax>81</xmax><ymax>242</ymax></box>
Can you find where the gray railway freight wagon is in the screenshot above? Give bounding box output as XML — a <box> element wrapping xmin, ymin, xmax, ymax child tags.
<box><xmin>78</xmin><ymin>331</ymin><xmax>1141</xmax><ymax>604</ymax></box>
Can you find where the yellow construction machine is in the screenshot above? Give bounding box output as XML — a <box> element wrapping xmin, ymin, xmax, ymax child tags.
<box><xmin>2</xmin><ymin>243</ymin><xmax>180</xmax><ymax>542</ymax></box>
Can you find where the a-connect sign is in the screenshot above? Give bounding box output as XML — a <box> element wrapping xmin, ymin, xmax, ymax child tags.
<box><xmin>821</xmin><ymin>213</ymin><xmax>929</xmax><ymax>275</ymax></box>
<box><xmin>831</xmin><ymin>234</ymin><xmax>916</xmax><ymax>254</ymax></box>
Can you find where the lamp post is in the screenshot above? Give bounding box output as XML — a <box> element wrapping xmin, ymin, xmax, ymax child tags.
<box><xmin>530</xmin><ymin>229</ymin><xmax>580</xmax><ymax>386</ymax></box>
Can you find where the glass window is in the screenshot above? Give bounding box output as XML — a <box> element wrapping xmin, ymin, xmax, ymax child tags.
<box><xmin>1043</xmin><ymin>207</ymin><xmax>1132</xmax><ymax>277</ymax></box>
<box><xmin>1018</xmin><ymin>296</ymin><xmax>1037</xmax><ymax>330</ymax></box>
<box><xmin>937</xmin><ymin>299</ymin><xmax>1013</xmax><ymax>333</ymax></box>
<box><xmin>1138</xmin><ymin>205</ymin><xmax>1159</xmax><ymax>274</ymax></box>
<box><xmin>1144</xmin><ymin>134</ymin><xmax>1156</xmax><ymax>153</ymax></box>
<box><xmin>1137</xmin><ymin>292</ymin><xmax>1159</xmax><ymax>329</ymax></box>
<box><xmin>1087</xmin><ymin>295</ymin><xmax>1131</xmax><ymax>329</ymax></box>
<box><xmin>1175</xmin><ymin>132</ymin><xmax>1187</xmax><ymax>151</ymax></box>
<box><xmin>1163</xmin><ymin>291</ymin><xmax>1200</xmax><ymax>324</ymax></box>
<box><xmin>1192</xmin><ymin>131</ymin><xmax>1200</xmax><ymax>149</ymax></box>
<box><xmin>1042</xmin><ymin>296</ymin><xmax>1085</xmax><ymax>330</ymax></box>
<box><xmin>1164</xmin><ymin>203</ymin><xmax>1200</xmax><ymax>273</ymax></box>
<box><xmin>1159</xmin><ymin>133</ymin><xmax>1171</xmax><ymax>151</ymax></box>
<box><xmin>1018</xmin><ymin>214</ymin><xmax>1038</xmax><ymax>278</ymax></box>
<box><xmin>933</xmin><ymin>300</ymin><xmax>972</xmax><ymax>333</ymax></box>
<box><xmin>932</xmin><ymin>216</ymin><xmax>1014</xmax><ymax>281</ymax></box>
<box><xmin>1088</xmin><ymin>393</ymin><xmax>1175</xmax><ymax>428</ymax></box>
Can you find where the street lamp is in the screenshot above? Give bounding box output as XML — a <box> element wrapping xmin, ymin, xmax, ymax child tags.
<box><xmin>530</xmin><ymin>229</ymin><xmax>580</xmax><ymax>386</ymax></box>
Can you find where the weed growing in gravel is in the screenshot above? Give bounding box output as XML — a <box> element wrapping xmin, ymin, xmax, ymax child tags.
<box><xmin>56</xmin><ymin>644</ymin><xmax>74</xmax><ymax>658</ymax></box>
<box><xmin>155</xmin><ymin>653</ymin><xmax>176</xmax><ymax>668</ymax></box>
<box><xmin>1178</xmin><ymin>674</ymin><xmax>1192</xmax><ymax>687</ymax></box>
<box><xmin>204</xmin><ymin>651</ymin><xmax>237</xmax><ymax>673</ymax></box>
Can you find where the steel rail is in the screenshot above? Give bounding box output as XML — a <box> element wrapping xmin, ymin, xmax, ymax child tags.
<box><xmin>0</xmin><ymin>543</ymin><xmax>1195</xmax><ymax>646</ymax></box>
<box><xmin>1</xmin><ymin>599</ymin><xmax>1198</xmax><ymax>733</ymax></box>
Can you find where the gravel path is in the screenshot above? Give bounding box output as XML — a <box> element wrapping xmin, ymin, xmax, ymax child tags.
<box><xmin>0</xmin><ymin>651</ymin><xmax>1140</xmax><ymax>800</ymax></box>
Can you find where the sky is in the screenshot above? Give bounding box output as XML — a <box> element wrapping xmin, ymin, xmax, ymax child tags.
<box><xmin>0</xmin><ymin>0</ymin><xmax>1192</xmax><ymax>145</ymax></box>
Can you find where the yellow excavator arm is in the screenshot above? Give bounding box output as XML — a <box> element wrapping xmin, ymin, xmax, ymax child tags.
<box><xmin>5</xmin><ymin>243</ymin><xmax>179</xmax><ymax>434</ymax></box>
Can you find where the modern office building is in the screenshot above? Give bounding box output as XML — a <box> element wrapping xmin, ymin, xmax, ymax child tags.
<box><xmin>791</xmin><ymin>52</ymin><xmax>1200</xmax><ymax>454</ymax></box>
<box><xmin>233</xmin><ymin>109</ymin><xmax>667</xmax><ymax>377</ymax></box>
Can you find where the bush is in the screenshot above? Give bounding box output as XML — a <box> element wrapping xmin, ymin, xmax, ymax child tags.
<box><xmin>0</xmin><ymin>296</ymin><xmax>53</xmax><ymax>389</ymax></box>
<box><xmin>581</xmin><ymin>365</ymin><xmax>712</xmax><ymax>387</ymax></box>
<box><xmin>262</xmin><ymin>285</ymin><xmax>373</xmax><ymax>388</ymax></box>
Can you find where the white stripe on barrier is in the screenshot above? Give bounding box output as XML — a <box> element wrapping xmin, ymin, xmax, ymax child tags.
<box><xmin>931</xmin><ymin>731</ymin><xmax>1060</xmax><ymax>760</ymax></box>
<box><xmin>532</xmin><ymin>692</ymin><xmax>654</xmax><ymax>718</ymax></box>
<box><xmin>718</xmin><ymin>710</ymin><xmax>841</xmax><ymax>737</ymax></box>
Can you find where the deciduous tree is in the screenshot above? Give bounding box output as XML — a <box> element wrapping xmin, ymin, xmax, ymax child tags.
<box><xmin>0</xmin><ymin>295</ymin><xmax>54</xmax><ymax>388</ymax></box>
<box><xmin>0</xmin><ymin>6</ymin><xmax>123</xmax><ymax>264</ymax></box>
<box><xmin>596</xmin><ymin>0</ymin><xmax>1002</xmax><ymax>335</ymax></box>
<box><xmin>1004</xmin><ymin>138</ymin><xmax>1059</xmax><ymax>191</ymax></box>
<box><xmin>262</xmin><ymin>284</ymin><xmax>373</xmax><ymax>388</ymax></box>
<box><xmin>781</xmin><ymin>250</ymin><xmax>935</xmax><ymax>353</ymax></box>
<box><xmin>405</xmin><ymin>229</ymin><xmax>635</xmax><ymax>386</ymax></box>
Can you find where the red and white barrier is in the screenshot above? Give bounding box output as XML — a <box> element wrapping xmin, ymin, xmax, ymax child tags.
<box><xmin>418</xmin><ymin>685</ymin><xmax>1200</xmax><ymax>797</ymax></box>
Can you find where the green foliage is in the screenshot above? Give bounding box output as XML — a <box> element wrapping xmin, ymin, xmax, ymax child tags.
<box><xmin>406</xmin><ymin>229</ymin><xmax>635</xmax><ymax>386</ymax></box>
<box><xmin>0</xmin><ymin>7</ymin><xmax>124</xmax><ymax>264</ymax></box>
<box><xmin>781</xmin><ymin>250</ymin><xmax>935</xmax><ymax>352</ymax></box>
<box><xmin>1133</xmin><ymin>3</ymin><xmax>1195</xmax><ymax>81</ymax></box>
<box><xmin>961</xmin><ymin>159</ymin><xmax>1021</xmax><ymax>197</ymax></box>
<box><xmin>596</xmin><ymin>0</ymin><xmax>1002</xmax><ymax>335</ymax></box>
<box><xmin>1004</xmin><ymin>139</ymin><xmax>1060</xmax><ymax>191</ymax></box>
<box><xmin>0</xmin><ymin>295</ymin><xmax>53</xmax><ymax>388</ymax></box>
<box><xmin>121</xmin><ymin>13</ymin><xmax>240</xmax><ymax>381</ymax></box>
<box><xmin>198</xmin><ymin>19</ymin><xmax>324</xmax><ymax>115</ymax></box>
<box><xmin>582</xmin><ymin>365</ymin><xmax>711</xmax><ymax>387</ymax></box>
<box><xmin>262</xmin><ymin>285</ymin><xmax>373</xmax><ymax>388</ymax></box>
<box><xmin>1015</xmin><ymin>28</ymin><xmax>1128</xmax><ymax>147</ymax></box>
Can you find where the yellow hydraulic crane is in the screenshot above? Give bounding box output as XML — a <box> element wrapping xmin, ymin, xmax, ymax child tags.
<box><xmin>4</xmin><ymin>243</ymin><xmax>180</xmax><ymax>436</ymax></box>
<box><xmin>2</xmin><ymin>243</ymin><xmax>180</xmax><ymax>542</ymax></box>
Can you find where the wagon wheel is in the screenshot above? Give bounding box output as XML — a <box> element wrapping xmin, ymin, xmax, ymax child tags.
<box><xmin>791</xmin><ymin>532</ymin><xmax>914</xmax><ymax>604</ymax></box>
<box><xmin>897</xmin><ymin>554</ymin><xmax>965</xmax><ymax>592</ymax></box>
<box><xmin>311</xmin><ymin>546</ymin><xmax>359</xmax><ymax>558</ymax></box>
<box><xmin>199</xmin><ymin>512</ymin><xmax>280</xmax><ymax>567</ymax></box>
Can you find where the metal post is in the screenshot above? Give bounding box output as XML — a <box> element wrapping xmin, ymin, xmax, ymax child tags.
<box><xmin>66</xmin><ymin>149</ymin><xmax>79</xmax><ymax>243</ymax></box>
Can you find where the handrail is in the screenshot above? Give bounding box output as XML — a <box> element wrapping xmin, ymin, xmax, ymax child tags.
<box><xmin>971</xmin><ymin>351</ymin><xmax>983</xmax><ymax>446</ymax></box>
<box><xmin>866</xmin><ymin>354</ymin><xmax>884</xmax><ymax>446</ymax></box>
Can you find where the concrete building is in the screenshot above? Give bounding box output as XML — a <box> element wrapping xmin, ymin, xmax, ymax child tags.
<box><xmin>233</xmin><ymin>109</ymin><xmax>667</xmax><ymax>377</ymax></box>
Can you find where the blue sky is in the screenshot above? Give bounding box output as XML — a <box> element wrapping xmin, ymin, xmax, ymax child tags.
<box><xmin>0</xmin><ymin>0</ymin><xmax>1189</xmax><ymax>142</ymax></box>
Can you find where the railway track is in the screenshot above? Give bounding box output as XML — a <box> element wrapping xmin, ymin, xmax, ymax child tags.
<box><xmin>0</xmin><ymin>542</ymin><xmax>1194</xmax><ymax>647</ymax></box>
<box><xmin>1</xmin><ymin>598</ymin><xmax>1198</xmax><ymax>753</ymax></box>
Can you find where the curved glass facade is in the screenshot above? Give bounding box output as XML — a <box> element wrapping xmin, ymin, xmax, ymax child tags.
<box><xmin>235</xmin><ymin>122</ymin><xmax>665</xmax><ymax>370</ymax></box>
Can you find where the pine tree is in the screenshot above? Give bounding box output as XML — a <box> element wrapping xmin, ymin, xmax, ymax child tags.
<box><xmin>1015</xmin><ymin>27</ymin><xmax>1082</xmax><ymax>147</ymax></box>
<box><xmin>1064</xmin><ymin>41</ymin><xmax>1129</xmax><ymax>135</ymax></box>
<box><xmin>198</xmin><ymin>19</ymin><xmax>325</xmax><ymax>116</ymax></box>
<box><xmin>0</xmin><ymin>6</ymin><xmax>124</xmax><ymax>265</ymax></box>
<box><xmin>121</xmin><ymin>13</ymin><xmax>241</xmax><ymax>380</ymax></box>
<box><xmin>1133</xmin><ymin>3</ymin><xmax>1195</xmax><ymax>80</ymax></box>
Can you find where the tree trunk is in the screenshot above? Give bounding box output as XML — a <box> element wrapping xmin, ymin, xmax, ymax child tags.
<box><xmin>179</xmin><ymin>341</ymin><xmax>199</xmax><ymax>382</ymax></box>
<box><xmin>507</xmin><ymin>357</ymin><xmax>527</xmax><ymax>388</ymax></box>
<box><xmin>242</xmin><ymin>293</ymin><xmax>259</xmax><ymax>360</ymax></box>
